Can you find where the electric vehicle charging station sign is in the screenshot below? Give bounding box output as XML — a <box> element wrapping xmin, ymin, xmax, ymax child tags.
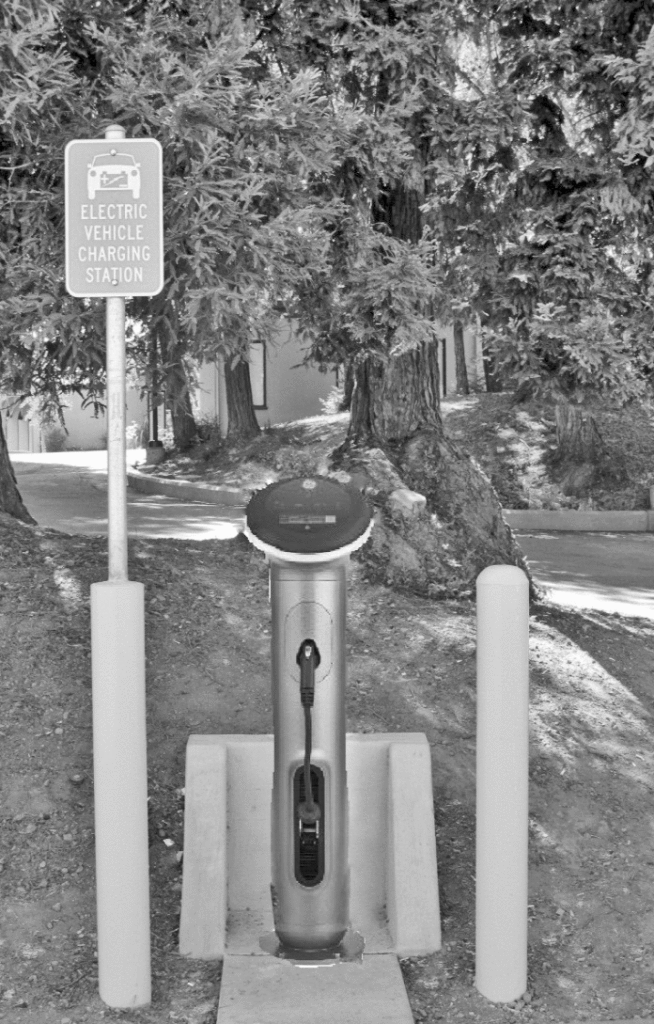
<box><xmin>65</xmin><ymin>137</ymin><xmax>163</xmax><ymax>297</ymax></box>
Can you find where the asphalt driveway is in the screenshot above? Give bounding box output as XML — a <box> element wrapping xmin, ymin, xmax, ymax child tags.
<box><xmin>516</xmin><ymin>531</ymin><xmax>654</xmax><ymax>619</ymax></box>
<box><xmin>11</xmin><ymin>450</ymin><xmax>244</xmax><ymax>541</ymax></box>
<box><xmin>10</xmin><ymin>450</ymin><xmax>654</xmax><ymax>619</ymax></box>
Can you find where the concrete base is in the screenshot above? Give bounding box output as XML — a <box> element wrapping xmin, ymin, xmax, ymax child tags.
<box><xmin>179</xmin><ymin>733</ymin><xmax>441</xmax><ymax>1022</ymax></box>
<box><xmin>216</xmin><ymin>951</ymin><xmax>414</xmax><ymax>1024</ymax></box>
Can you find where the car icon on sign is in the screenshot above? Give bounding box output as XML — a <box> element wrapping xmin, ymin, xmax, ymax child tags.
<box><xmin>87</xmin><ymin>151</ymin><xmax>141</xmax><ymax>199</ymax></box>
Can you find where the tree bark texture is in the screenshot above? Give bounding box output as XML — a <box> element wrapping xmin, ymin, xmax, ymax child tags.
<box><xmin>164</xmin><ymin>352</ymin><xmax>198</xmax><ymax>451</ymax></box>
<box><xmin>553</xmin><ymin>402</ymin><xmax>610</xmax><ymax>497</ymax></box>
<box><xmin>155</xmin><ymin>310</ymin><xmax>198</xmax><ymax>452</ymax></box>
<box><xmin>224</xmin><ymin>355</ymin><xmax>261</xmax><ymax>440</ymax></box>
<box><xmin>338</xmin><ymin>360</ymin><xmax>356</xmax><ymax>412</ymax></box>
<box><xmin>0</xmin><ymin>416</ymin><xmax>37</xmax><ymax>524</ymax></box>
<box><xmin>348</xmin><ymin>341</ymin><xmax>441</xmax><ymax>446</ymax></box>
<box><xmin>554</xmin><ymin>403</ymin><xmax>604</xmax><ymax>464</ymax></box>
<box><xmin>453</xmin><ymin>320</ymin><xmax>470</xmax><ymax>395</ymax></box>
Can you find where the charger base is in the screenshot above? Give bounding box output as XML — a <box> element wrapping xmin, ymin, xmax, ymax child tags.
<box><xmin>259</xmin><ymin>927</ymin><xmax>365</xmax><ymax>966</ymax></box>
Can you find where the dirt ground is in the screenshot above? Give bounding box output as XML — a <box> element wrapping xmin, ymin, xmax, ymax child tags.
<box><xmin>2</xmin><ymin>393</ymin><xmax>654</xmax><ymax>1022</ymax></box>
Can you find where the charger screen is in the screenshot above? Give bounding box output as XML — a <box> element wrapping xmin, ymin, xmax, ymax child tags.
<box><xmin>279</xmin><ymin>514</ymin><xmax>337</xmax><ymax>525</ymax></box>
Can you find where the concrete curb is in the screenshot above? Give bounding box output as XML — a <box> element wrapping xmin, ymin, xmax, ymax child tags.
<box><xmin>504</xmin><ymin>509</ymin><xmax>654</xmax><ymax>532</ymax></box>
<box><xmin>127</xmin><ymin>468</ymin><xmax>248</xmax><ymax>507</ymax></box>
<box><xmin>128</xmin><ymin>469</ymin><xmax>654</xmax><ymax>532</ymax></box>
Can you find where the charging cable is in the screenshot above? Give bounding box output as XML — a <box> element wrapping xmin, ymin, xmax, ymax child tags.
<box><xmin>297</xmin><ymin>641</ymin><xmax>321</xmax><ymax>825</ymax></box>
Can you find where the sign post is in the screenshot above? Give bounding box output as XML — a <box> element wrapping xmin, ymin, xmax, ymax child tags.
<box><xmin>66</xmin><ymin>124</ymin><xmax>163</xmax><ymax>1008</ymax></box>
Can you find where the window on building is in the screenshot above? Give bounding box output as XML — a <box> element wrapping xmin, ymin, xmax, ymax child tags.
<box><xmin>249</xmin><ymin>341</ymin><xmax>267</xmax><ymax>409</ymax></box>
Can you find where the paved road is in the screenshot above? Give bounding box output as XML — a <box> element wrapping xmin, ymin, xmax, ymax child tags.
<box><xmin>11</xmin><ymin>451</ymin><xmax>654</xmax><ymax>619</ymax></box>
<box><xmin>516</xmin><ymin>531</ymin><xmax>654</xmax><ymax>619</ymax></box>
<box><xmin>11</xmin><ymin>450</ymin><xmax>244</xmax><ymax>541</ymax></box>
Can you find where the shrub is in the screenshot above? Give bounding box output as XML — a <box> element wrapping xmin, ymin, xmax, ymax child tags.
<box><xmin>483</xmin><ymin>301</ymin><xmax>651</xmax><ymax>406</ymax></box>
<box><xmin>320</xmin><ymin>386</ymin><xmax>345</xmax><ymax>416</ymax></box>
<box><xmin>42</xmin><ymin>425</ymin><xmax>68</xmax><ymax>452</ymax></box>
<box><xmin>126</xmin><ymin>420</ymin><xmax>148</xmax><ymax>448</ymax></box>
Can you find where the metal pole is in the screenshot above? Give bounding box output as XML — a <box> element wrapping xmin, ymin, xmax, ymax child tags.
<box><xmin>475</xmin><ymin>565</ymin><xmax>529</xmax><ymax>1003</ymax></box>
<box><xmin>106</xmin><ymin>293</ymin><xmax>127</xmax><ymax>580</ymax></box>
<box><xmin>105</xmin><ymin>122</ymin><xmax>128</xmax><ymax>581</ymax></box>
<box><xmin>88</xmin><ymin>123</ymin><xmax>151</xmax><ymax>1008</ymax></box>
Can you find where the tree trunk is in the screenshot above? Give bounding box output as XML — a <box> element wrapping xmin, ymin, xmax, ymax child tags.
<box><xmin>333</xmin><ymin>176</ymin><xmax>537</xmax><ymax>600</ymax></box>
<box><xmin>224</xmin><ymin>355</ymin><xmax>261</xmax><ymax>440</ymax></box>
<box><xmin>0</xmin><ymin>415</ymin><xmax>37</xmax><ymax>525</ymax></box>
<box><xmin>155</xmin><ymin>309</ymin><xmax>198</xmax><ymax>452</ymax></box>
<box><xmin>453</xmin><ymin>320</ymin><xmax>469</xmax><ymax>395</ymax></box>
<box><xmin>481</xmin><ymin>335</ymin><xmax>503</xmax><ymax>392</ymax></box>
<box><xmin>334</xmin><ymin>341</ymin><xmax>537</xmax><ymax>601</ymax></box>
<box><xmin>553</xmin><ymin>402</ymin><xmax>607</xmax><ymax>497</ymax></box>
<box><xmin>554</xmin><ymin>403</ymin><xmax>604</xmax><ymax>463</ymax></box>
<box><xmin>348</xmin><ymin>341</ymin><xmax>441</xmax><ymax>446</ymax></box>
<box><xmin>338</xmin><ymin>360</ymin><xmax>355</xmax><ymax>412</ymax></box>
<box><xmin>165</xmin><ymin>354</ymin><xmax>198</xmax><ymax>451</ymax></box>
<box><xmin>149</xmin><ymin>334</ymin><xmax>160</xmax><ymax>444</ymax></box>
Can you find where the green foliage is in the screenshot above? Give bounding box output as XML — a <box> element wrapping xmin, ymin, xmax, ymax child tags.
<box><xmin>3</xmin><ymin>0</ymin><xmax>654</xmax><ymax>421</ymax></box>
<box><xmin>483</xmin><ymin>300</ymin><xmax>651</xmax><ymax>406</ymax></box>
<box><xmin>0</xmin><ymin>0</ymin><xmax>107</xmax><ymax>418</ymax></box>
<box><xmin>96</xmin><ymin>7</ymin><xmax>358</xmax><ymax>357</ymax></box>
<box><xmin>423</xmin><ymin>0</ymin><xmax>654</xmax><ymax>402</ymax></box>
<box><xmin>602</xmin><ymin>28</ymin><xmax>654</xmax><ymax>169</ymax></box>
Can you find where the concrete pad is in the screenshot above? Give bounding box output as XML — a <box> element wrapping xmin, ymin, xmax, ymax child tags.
<box><xmin>387</xmin><ymin>739</ymin><xmax>441</xmax><ymax>956</ymax></box>
<box><xmin>180</xmin><ymin>733</ymin><xmax>440</xmax><ymax>960</ymax></box>
<box><xmin>216</xmin><ymin>952</ymin><xmax>414</xmax><ymax>1024</ymax></box>
<box><xmin>178</xmin><ymin>738</ymin><xmax>228</xmax><ymax>959</ymax></box>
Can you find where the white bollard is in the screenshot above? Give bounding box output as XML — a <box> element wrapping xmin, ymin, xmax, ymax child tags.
<box><xmin>475</xmin><ymin>565</ymin><xmax>529</xmax><ymax>1003</ymax></box>
<box><xmin>91</xmin><ymin>580</ymin><xmax>151</xmax><ymax>1007</ymax></box>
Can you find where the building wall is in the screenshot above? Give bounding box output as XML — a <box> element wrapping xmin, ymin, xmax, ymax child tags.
<box><xmin>194</xmin><ymin>321</ymin><xmax>338</xmax><ymax>432</ymax></box>
<box><xmin>256</xmin><ymin>322</ymin><xmax>337</xmax><ymax>427</ymax></box>
<box><xmin>1</xmin><ymin>397</ymin><xmax>43</xmax><ymax>453</ymax></box>
<box><xmin>56</xmin><ymin>389</ymin><xmax>149</xmax><ymax>450</ymax></box>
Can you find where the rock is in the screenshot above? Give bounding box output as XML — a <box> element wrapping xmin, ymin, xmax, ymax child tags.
<box><xmin>388</xmin><ymin>488</ymin><xmax>427</xmax><ymax>517</ymax></box>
